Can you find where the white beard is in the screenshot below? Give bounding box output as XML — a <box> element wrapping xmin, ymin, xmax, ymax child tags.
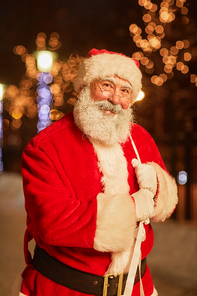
<box><xmin>73</xmin><ymin>87</ymin><xmax>133</xmax><ymax>146</ymax></box>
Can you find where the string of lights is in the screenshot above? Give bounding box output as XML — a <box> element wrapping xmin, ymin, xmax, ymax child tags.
<box><xmin>36</xmin><ymin>72</ymin><xmax>53</xmax><ymax>133</ymax></box>
<box><xmin>129</xmin><ymin>0</ymin><xmax>196</xmax><ymax>87</ymax></box>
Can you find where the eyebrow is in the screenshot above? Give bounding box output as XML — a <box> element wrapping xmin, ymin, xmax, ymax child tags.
<box><xmin>121</xmin><ymin>83</ymin><xmax>133</xmax><ymax>91</ymax></box>
<box><xmin>101</xmin><ymin>77</ymin><xmax>133</xmax><ymax>91</ymax></box>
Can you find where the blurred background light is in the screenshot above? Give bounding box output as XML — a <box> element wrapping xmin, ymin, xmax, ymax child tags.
<box><xmin>36</xmin><ymin>73</ymin><xmax>53</xmax><ymax>133</ymax></box>
<box><xmin>0</xmin><ymin>84</ymin><xmax>4</xmax><ymax>173</ymax></box>
<box><xmin>136</xmin><ymin>90</ymin><xmax>145</xmax><ymax>101</ymax></box>
<box><xmin>177</xmin><ymin>170</ymin><xmax>188</xmax><ymax>185</ymax></box>
<box><xmin>36</xmin><ymin>51</ymin><xmax>54</xmax><ymax>133</ymax></box>
<box><xmin>37</xmin><ymin>51</ymin><xmax>54</xmax><ymax>72</ymax></box>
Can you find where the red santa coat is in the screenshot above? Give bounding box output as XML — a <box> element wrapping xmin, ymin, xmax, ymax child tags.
<box><xmin>20</xmin><ymin>112</ymin><xmax>178</xmax><ymax>296</ymax></box>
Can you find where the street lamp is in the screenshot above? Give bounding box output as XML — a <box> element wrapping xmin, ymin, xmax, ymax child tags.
<box><xmin>0</xmin><ymin>84</ymin><xmax>4</xmax><ymax>173</ymax></box>
<box><xmin>37</xmin><ymin>51</ymin><xmax>54</xmax><ymax>72</ymax></box>
<box><xmin>36</xmin><ymin>51</ymin><xmax>54</xmax><ymax>133</ymax></box>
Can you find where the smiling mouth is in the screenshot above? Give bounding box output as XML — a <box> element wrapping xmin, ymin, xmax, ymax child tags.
<box><xmin>103</xmin><ymin>110</ymin><xmax>116</xmax><ymax>116</ymax></box>
<box><xmin>98</xmin><ymin>105</ymin><xmax>119</xmax><ymax>115</ymax></box>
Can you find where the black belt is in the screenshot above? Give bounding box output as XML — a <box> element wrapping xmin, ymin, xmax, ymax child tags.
<box><xmin>32</xmin><ymin>244</ymin><xmax>146</xmax><ymax>296</ymax></box>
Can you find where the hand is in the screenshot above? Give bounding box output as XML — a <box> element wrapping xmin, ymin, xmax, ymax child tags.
<box><xmin>132</xmin><ymin>159</ymin><xmax>157</xmax><ymax>196</ymax></box>
<box><xmin>132</xmin><ymin>189</ymin><xmax>155</xmax><ymax>222</ymax></box>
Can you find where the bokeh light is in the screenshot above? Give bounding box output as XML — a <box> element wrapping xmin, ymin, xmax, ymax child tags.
<box><xmin>184</xmin><ymin>52</ymin><xmax>192</xmax><ymax>61</ymax></box>
<box><xmin>177</xmin><ymin>171</ymin><xmax>188</xmax><ymax>185</ymax></box>
<box><xmin>36</xmin><ymin>32</ymin><xmax>46</xmax><ymax>50</ymax></box>
<box><xmin>37</xmin><ymin>51</ymin><xmax>54</xmax><ymax>72</ymax></box>
<box><xmin>129</xmin><ymin>0</ymin><xmax>195</xmax><ymax>87</ymax></box>
<box><xmin>49</xmin><ymin>32</ymin><xmax>61</xmax><ymax>51</ymax></box>
<box><xmin>136</xmin><ymin>90</ymin><xmax>145</xmax><ymax>101</ymax></box>
<box><xmin>37</xmin><ymin>72</ymin><xmax>53</xmax><ymax>133</ymax></box>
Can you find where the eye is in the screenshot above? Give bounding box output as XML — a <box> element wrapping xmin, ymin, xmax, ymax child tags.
<box><xmin>103</xmin><ymin>83</ymin><xmax>111</xmax><ymax>87</ymax></box>
<box><xmin>121</xmin><ymin>88</ymin><xmax>132</xmax><ymax>96</ymax></box>
<box><xmin>122</xmin><ymin>88</ymin><xmax>129</xmax><ymax>94</ymax></box>
<box><xmin>101</xmin><ymin>81</ymin><xmax>114</xmax><ymax>90</ymax></box>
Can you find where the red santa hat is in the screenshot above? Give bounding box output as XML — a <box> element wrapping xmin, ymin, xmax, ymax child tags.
<box><xmin>74</xmin><ymin>48</ymin><xmax>142</xmax><ymax>101</ymax></box>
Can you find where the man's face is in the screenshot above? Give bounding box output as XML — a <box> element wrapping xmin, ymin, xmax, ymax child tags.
<box><xmin>73</xmin><ymin>76</ymin><xmax>133</xmax><ymax>145</ymax></box>
<box><xmin>90</xmin><ymin>76</ymin><xmax>133</xmax><ymax>114</ymax></box>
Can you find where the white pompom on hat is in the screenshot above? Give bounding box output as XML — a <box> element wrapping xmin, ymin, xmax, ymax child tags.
<box><xmin>74</xmin><ymin>48</ymin><xmax>142</xmax><ymax>101</ymax></box>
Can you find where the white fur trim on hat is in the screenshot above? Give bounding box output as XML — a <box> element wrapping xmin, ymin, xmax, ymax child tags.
<box><xmin>74</xmin><ymin>52</ymin><xmax>142</xmax><ymax>101</ymax></box>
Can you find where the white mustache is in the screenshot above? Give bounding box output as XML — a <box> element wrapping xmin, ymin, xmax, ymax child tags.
<box><xmin>94</xmin><ymin>100</ymin><xmax>123</xmax><ymax>114</ymax></box>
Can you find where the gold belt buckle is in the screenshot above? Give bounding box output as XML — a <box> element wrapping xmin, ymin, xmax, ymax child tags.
<box><xmin>103</xmin><ymin>273</ymin><xmax>124</xmax><ymax>296</ymax></box>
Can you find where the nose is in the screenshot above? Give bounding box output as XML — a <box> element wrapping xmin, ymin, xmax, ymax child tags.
<box><xmin>107</xmin><ymin>93</ymin><xmax>121</xmax><ymax>105</ymax></box>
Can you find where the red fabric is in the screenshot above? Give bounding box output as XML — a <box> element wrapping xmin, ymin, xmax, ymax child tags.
<box><xmin>20</xmin><ymin>112</ymin><xmax>166</xmax><ymax>296</ymax></box>
<box><xmin>87</xmin><ymin>48</ymin><xmax>140</xmax><ymax>68</ymax></box>
<box><xmin>132</xmin><ymin>265</ymin><xmax>154</xmax><ymax>296</ymax></box>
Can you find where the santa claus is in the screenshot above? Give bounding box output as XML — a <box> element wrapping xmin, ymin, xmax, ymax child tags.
<box><xmin>19</xmin><ymin>48</ymin><xmax>178</xmax><ymax>296</ymax></box>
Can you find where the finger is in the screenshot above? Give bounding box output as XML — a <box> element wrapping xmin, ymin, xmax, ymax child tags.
<box><xmin>136</xmin><ymin>164</ymin><xmax>152</xmax><ymax>174</ymax></box>
<box><xmin>131</xmin><ymin>158</ymin><xmax>140</xmax><ymax>167</ymax></box>
<box><xmin>134</xmin><ymin>164</ymin><xmax>147</xmax><ymax>175</ymax></box>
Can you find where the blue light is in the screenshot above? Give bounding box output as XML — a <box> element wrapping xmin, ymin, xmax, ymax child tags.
<box><xmin>40</xmin><ymin>104</ymin><xmax>50</xmax><ymax>114</ymax></box>
<box><xmin>43</xmin><ymin>73</ymin><xmax>53</xmax><ymax>84</ymax></box>
<box><xmin>177</xmin><ymin>171</ymin><xmax>188</xmax><ymax>185</ymax></box>
<box><xmin>36</xmin><ymin>72</ymin><xmax>53</xmax><ymax>133</ymax></box>
<box><xmin>37</xmin><ymin>97</ymin><xmax>52</xmax><ymax>106</ymax></box>
<box><xmin>37</xmin><ymin>120</ymin><xmax>51</xmax><ymax>131</ymax></box>
<box><xmin>37</xmin><ymin>88</ymin><xmax>51</xmax><ymax>99</ymax></box>
<box><xmin>38</xmin><ymin>112</ymin><xmax>49</xmax><ymax>120</ymax></box>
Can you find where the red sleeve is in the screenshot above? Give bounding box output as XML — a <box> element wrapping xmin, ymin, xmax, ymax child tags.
<box><xmin>21</xmin><ymin>144</ymin><xmax>97</xmax><ymax>249</ymax></box>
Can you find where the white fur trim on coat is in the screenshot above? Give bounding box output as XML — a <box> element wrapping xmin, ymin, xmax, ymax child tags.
<box><xmin>92</xmin><ymin>141</ymin><xmax>137</xmax><ymax>275</ymax></box>
<box><xmin>19</xmin><ymin>293</ymin><xmax>27</xmax><ymax>296</ymax></box>
<box><xmin>92</xmin><ymin>142</ymin><xmax>130</xmax><ymax>195</ymax></box>
<box><xmin>94</xmin><ymin>192</ymin><xmax>136</xmax><ymax>253</ymax></box>
<box><xmin>149</xmin><ymin>162</ymin><xmax>178</xmax><ymax>222</ymax></box>
<box><xmin>74</xmin><ymin>53</ymin><xmax>142</xmax><ymax>101</ymax></box>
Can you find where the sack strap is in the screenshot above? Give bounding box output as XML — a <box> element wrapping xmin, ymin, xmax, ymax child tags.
<box><xmin>123</xmin><ymin>136</ymin><xmax>149</xmax><ymax>296</ymax></box>
<box><xmin>129</xmin><ymin>135</ymin><xmax>141</xmax><ymax>163</ymax></box>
